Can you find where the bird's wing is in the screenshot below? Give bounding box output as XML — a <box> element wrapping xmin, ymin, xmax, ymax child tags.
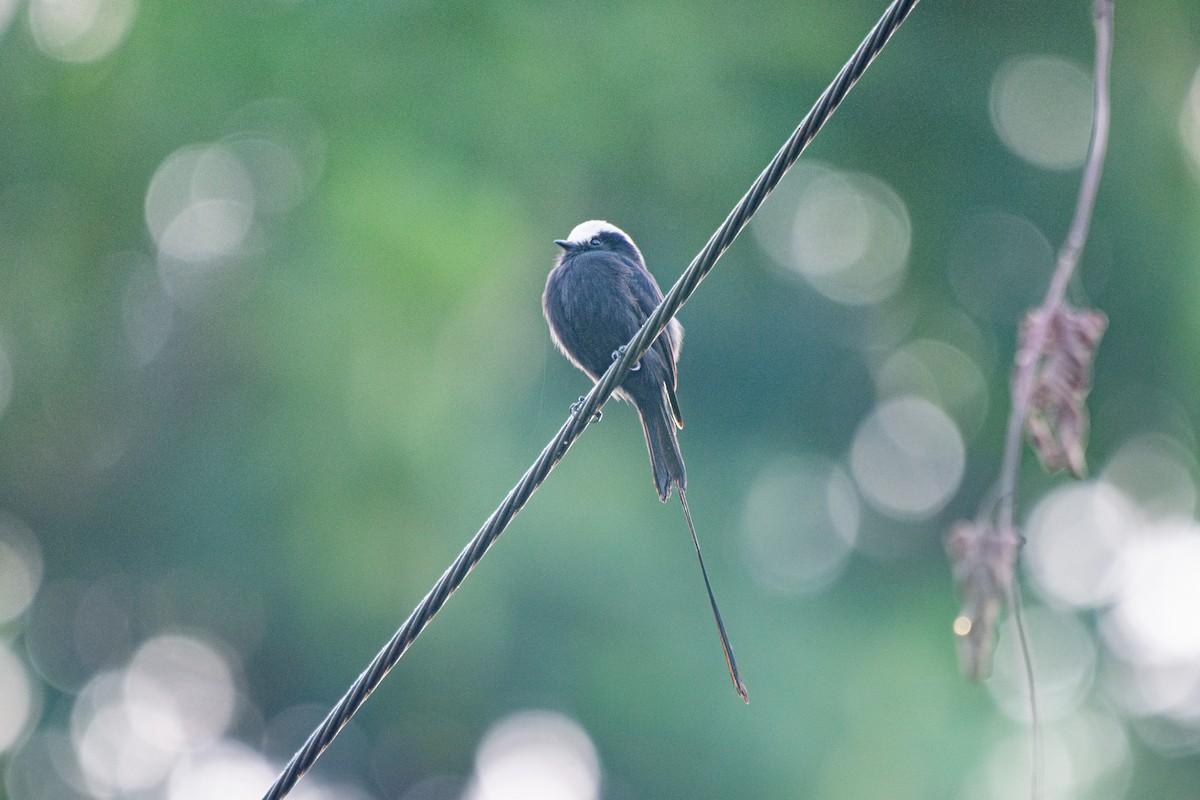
<box><xmin>625</xmin><ymin>259</ymin><xmax>683</xmax><ymax>427</ymax></box>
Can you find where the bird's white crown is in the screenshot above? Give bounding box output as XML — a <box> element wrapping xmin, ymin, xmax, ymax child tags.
<box><xmin>565</xmin><ymin>220</ymin><xmax>627</xmax><ymax>244</ymax></box>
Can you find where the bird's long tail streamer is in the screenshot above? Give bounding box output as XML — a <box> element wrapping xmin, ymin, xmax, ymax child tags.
<box><xmin>679</xmin><ymin>487</ymin><xmax>749</xmax><ymax>703</ymax></box>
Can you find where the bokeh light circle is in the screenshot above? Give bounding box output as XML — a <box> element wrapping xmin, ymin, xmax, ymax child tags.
<box><xmin>874</xmin><ymin>339</ymin><xmax>989</xmax><ymax>439</ymax></box>
<box><xmin>989</xmin><ymin>55</ymin><xmax>1093</xmax><ymax>170</ymax></box>
<box><xmin>0</xmin><ymin>642</ymin><xmax>36</xmax><ymax>754</ymax></box>
<box><xmin>1101</xmin><ymin>433</ymin><xmax>1198</xmax><ymax>521</ymax></box>
<box><xmin>1025</xmin><ymin>481</ymin><xmax>1133</xmax><ymax>610</ymax></box>
<box><xmin>739</xmin><ymin>456</ymin><xmax>859</xmax><ymax>595</ymax></box>
<box><xmin>791</xmin><ymin>169</ymin><xmax>910</xmax><ymax>304</ymax></box>
<box><xmin>465</xmin><ymin>710</ymin><xmax>600</xmax><ymax>800</ymax></box>
<box><xmin>123</xmin><ymin>635</ymin><xmax>237</xmax><ymax>753</ymax></box>
<box><xmin>24</xmin><ymin>579</ymin><xmax>135</xmax><ymax>693</ymax></box>
<box><xmin>849</xmin><ymin>395</ymin><xmax>965</xmax><ymax>520</ymax></box>
<box><xmin>0</xmin><ymin>0</ymin><xmax>19</xmax><ymax>39</ymax></box>
<box><xmin>753</xmin><ymin>162</ymin><xmax>910</xmax><ymax>305</ymax></box>
<box><xmin>144</xmin><ymin>144</ymin><xmax>256</xmax><ymax>299</ymax></box>
<box><xmin>0</xmin><ymin>513</ymin><xmax>43</xmax><ymax>624</ymax></box>
<box><xmin>1180</xmin><ymin>63</ymin><xmax>1200</xmax><ymax>176</ymax></box>
<box><xmin>987</xmin><ymin>606</ymin><xmax>1096</xmax><ymax>723</ymax></box>
<box><xmin>167</xmin><ymin>740</ymin><xmax>277</xmax><ymax>800</ymax></box>
<box><xmin>145</xmin><ymin>145</ymin><xmax>255</xmax><ymax>263</ymax></box>
<box><xmin>28</xmin><ymin>0</ymin><xmax>137</xmax><ymax>64</ymax></box>
<box><xmin>1106</xmin><ymin>524</ymin><xmax>1200</xmax><ymax>666</ymax></box>
<box><xmin>1105</xmin><ymin>659</ymin><xmax>1200</xmax><ymax>724</ymax></box>
<box><xmin>983</xmin><ymin>710</ymin><xmax>1131</xmax><ymax>800</ymax></box>
<box><xmin>69</xmin><ymin>635</ymin><xmax>237</xmax><ymax>796</ymax></box>
<box><xmin>223</xmin><ymin>97</ymin><xmax>327</xmax><ymax>211</ymax></box>
<box><xmin>72</xmin><ymin>670</ymin><xmax>173</xmax><ymax>795</ymax></box>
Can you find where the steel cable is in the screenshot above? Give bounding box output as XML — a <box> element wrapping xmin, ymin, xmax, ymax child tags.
<box><xmin>263</xmin><ymin>1</ymin><xmax>920</xmax><ymax>796</ymax></box>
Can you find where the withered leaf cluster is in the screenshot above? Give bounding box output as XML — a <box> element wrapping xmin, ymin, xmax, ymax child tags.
<box><xmin>944</xmin><ymin>520</ymin><xmax>1020</xmax><ymax>681</ymax></box>
<box><xmin>1020</xmin><ymin>305</ymin><xmax>1108</xmax><ymax>477</ymax></box>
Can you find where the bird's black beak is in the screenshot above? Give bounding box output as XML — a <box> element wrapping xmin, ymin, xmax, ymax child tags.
<box><xmin>553</xmin><ymin>239</ymin><xmax>570</xmax><ymax>250</ymax></box>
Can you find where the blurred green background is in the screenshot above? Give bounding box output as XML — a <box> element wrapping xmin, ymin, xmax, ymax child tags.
<box><xmin>3</xmin><ymin>1</ymin><xmax>1200</xmax><ymax>798</ymax></box>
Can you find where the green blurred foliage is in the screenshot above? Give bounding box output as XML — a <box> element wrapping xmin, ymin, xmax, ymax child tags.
<box><xmin>2</xmin><ymin>1</ymin><xmax>1200</xmax><ymax>798</ymax></box>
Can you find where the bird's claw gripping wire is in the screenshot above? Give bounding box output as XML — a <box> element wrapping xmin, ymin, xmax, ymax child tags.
<box><xmin>612</xmin><ymin>345</ymin><xmax>640</xmax><ymax>371</ymax></box>
<box><xmin>571</xmin><ymin>396</ymin><xmax>602</xmax><ymax>424</ymax></box>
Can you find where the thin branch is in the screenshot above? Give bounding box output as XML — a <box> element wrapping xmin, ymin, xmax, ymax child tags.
<box><xmin>1010</xmin><ymin>581</ymin><xmax>1042</xmax><ymax>799</ymax></box>
<box><xmin>261</xmin><ymin>1</ymin><xmax>923</xmax><ymax>797</ymax></box>
<box><xmin>995</xmin><ymin>0</ymin><xmax>1113</xmax><ymax>536</ymax></box>
<box><xmin>981</xmin><ymin>3</ymin><xmax>1114</xmax><ymax>799</ymax></box>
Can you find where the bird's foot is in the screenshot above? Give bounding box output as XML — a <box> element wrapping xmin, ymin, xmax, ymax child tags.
<box><xmin>570</xmin><ymin>396</ymin><xmax>602</xmax><ymax>424</ymax></box>
<box><xmin>612</xmin><ymin>345</ymin><xmax>640</xmax><ymax>371</ymax></box>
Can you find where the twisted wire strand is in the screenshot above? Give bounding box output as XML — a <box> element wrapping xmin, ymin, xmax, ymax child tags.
<box><xmin>263</xmin><ymin>1</ymin><xmax>920</xmax><ymax>796</ymax></box>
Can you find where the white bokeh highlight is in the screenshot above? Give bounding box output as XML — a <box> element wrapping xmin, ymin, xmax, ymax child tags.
<box><xmin>740</xmin><ymin>456</ymin><xmax>859</xmax><ymax>595</ymax></box>
<box><xmin>0</xmin><ymin>0</ymin><xmax>19</xmax><ymax>38</ymax></box>
<box><xmin>28</xmin><ymin>0</ymin><xmax>137</xmax><ymax>63</ymax></box>
<box><xmin>753</xmin><ymin>162</ymin><xmax>910</xmax><ymax>305</ymax></box>
<box><xmin>1106</xmin><ymin>525</ymin><xmax>1200</xmax><ymax>666</ymax></box>
<box><xmin>874</xmin><ymin>338</ymin><xmax>989</xmax><ymax>439</ymax></box>
<box><xmin>982</xmin><ymin>710</ymin><xmax>1130</xmax><ymax>800</ymax></box>
<box><xmin>69</xmin><ymin>635</ymin><xmax>237</xmax><ymax>797</ymax></box>
<box><xmin>123</xmin><ymin>635</ymin><xmax>237</xmax><ymax>754</ymax></box>
<box><xmin>145</xmin><ymin>145</ymin><xmax>256</xmax><ymax>270</ymax></box>
<box><xmin>990</xmin><ymin>55</ymin><xmax>1093</xmax><ymax>170</ymax></box>
<box><xmin>1101</xmin><ymin>433</ymin><xmax>1197</xmax><ymax>521</ymax></box>
<box><xmin>849</xmin><ymin>396</ymin><xmax>965</xmax><ymax>520</ymax></box>
<box><xmin>1026</xmin><ymin>482</ymin><xmax>1133</xmax><ymax>609</ymax></box>
<box><xmin>463</xmin><ymin>710</ymin><xmax>600</xmax><ymax>800</ymax></box>
<box><xmin>0</xmin><ymin>513</ymin><xmax>43</xmax><ymax>624</ymax></box>
<box><xmin>140</xmin><ymin>101</ymin><xmax>324</xmax><ymax>310</ymax></box>
<box><xmin>1178</xmin><ymin>62</ymin><xmax>1200</xmax><ymax>176</ymax></box>
<box><xmin>1022</xmin><ymin>431</ymin><xmax>1200</xmax><ymax>746</ymax></box>
<box><xmin>987</xmin><ymin>607</ymin><xmax>1096</xmax><ymax>723</ymax></box>
<box><xmin>0</xmin><ymin>642</ymin><xmax>36</xmax><ymax>755</ymax></box>
<box><xmin>168</xmin><ymin>741</ymin><xmax>277</xmax><ymax>800</ymax></box>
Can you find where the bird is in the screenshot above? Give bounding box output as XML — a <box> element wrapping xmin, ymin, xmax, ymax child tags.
<box><xmin>543</xmin><ymin>220</ymin><xmax>686</xmax><ymax>501</ymax></box>
<box><xmin>543</xmin><ymin>220</ymin><xmax>748</xmax><ymax>703</ymax></box>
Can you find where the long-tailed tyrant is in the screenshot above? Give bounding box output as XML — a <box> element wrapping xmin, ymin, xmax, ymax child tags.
<box><xmin>543</xmin><ymin>220</ymin><xmax>748</xmax><ymax>703</ymax></box>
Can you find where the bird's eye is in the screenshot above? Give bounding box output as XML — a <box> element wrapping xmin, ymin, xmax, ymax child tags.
<box><xmin>589</xmin><ymin>236</ymin><xmax>602</xmax><ymax>247</ymax></box>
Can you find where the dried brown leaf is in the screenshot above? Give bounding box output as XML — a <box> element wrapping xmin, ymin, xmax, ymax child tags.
<box><xmin>1020</xmin><ymin>305</ymin><xmax>1108</xmax><ymax>477</ymax></box>
<box><xmin>944</xmin><ymin>520</ymin><xmax>1020</xmax><ymax>681</ymax></box>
